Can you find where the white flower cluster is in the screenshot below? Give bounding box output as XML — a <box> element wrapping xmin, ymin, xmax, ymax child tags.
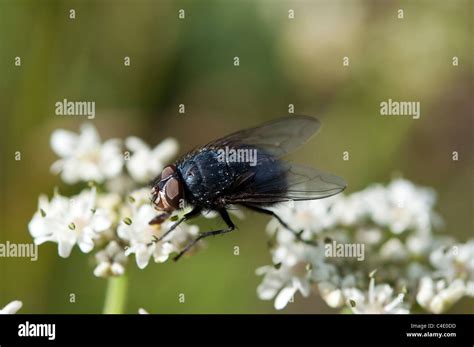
<box><xmin>28</xmin><ymin>124</ymin><xmax>472</xmax><ymax>314</ymax></box>
<box><xmin>257</xmin><ymin>179</ymin><xmax>474</xmax><ymax>313</ymax></box>
<box><xmin>49</xmin><ymin>123</ymin><xmax>178</xmax><ymax>184</ymax></box>
<box><xmin>29</xmin><ymin>123</ymin><xmax>201</xmax><ymax>276</ymax></box>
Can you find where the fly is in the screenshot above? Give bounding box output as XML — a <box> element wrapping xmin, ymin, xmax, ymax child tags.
<box><xmin>149</xmin><ymin>116</ymin><xmax>346</xmax><ymax>260</ymax></box>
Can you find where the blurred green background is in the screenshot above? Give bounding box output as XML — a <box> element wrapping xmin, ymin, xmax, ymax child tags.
<box><xmin>0</xmin><ymin>0</ymin><xmax>472</xmax><ymax>313</ymax></box>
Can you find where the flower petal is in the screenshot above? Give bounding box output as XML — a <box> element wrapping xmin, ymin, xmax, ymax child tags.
<box><xmin>274</xmin><ymin>286</ymin><xmax>297</xmax><ymax>310</ymax></box>
<box><xmin>50</xmin><ymin>130</ymin><xmax>78</xmax><ymax>157</ymax></box>
<box><xmin>0</xmin><ymin>300</ymin><xmax>23</xmax><ymax>314</ymax></box>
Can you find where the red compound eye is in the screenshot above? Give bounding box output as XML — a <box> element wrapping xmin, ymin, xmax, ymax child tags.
<box><xmin>164</xmin><ymin>177</ymin><xmax>183</xmax><ymax>209</ymax></box>
<box><xmin>161</xmin><ymin>164</ymin><xmax>176</xmax><ymax>180</ymax></box>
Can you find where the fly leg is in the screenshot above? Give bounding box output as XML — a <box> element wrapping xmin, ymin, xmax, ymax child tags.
<box><xmin>148</xmin><ymin>206</ymin><xmax>202</xmax><ymax>246</ymax></box>
<box><xmin>242</xmin><ymin>204</ymin><xmax>317</xmax><ymax>246</ymax></box>
<box><xmin>148</xmin><ymin>212</ymin><xmax>171</xmax><ymax>225</ymax></box>
<box><xmin>173</xmin><ymin>209</ymin><xmax>235</xmax><ymax>261</ymax></box>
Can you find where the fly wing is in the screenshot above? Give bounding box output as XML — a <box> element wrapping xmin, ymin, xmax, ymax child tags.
<box><xmin>225</xmin><ymin>162</ymin><xmax>346</xmax><ymax>204</ymax></box>
<box><xmin>205</xmin><ymin>115</ymin><xmax>321</xmax><ymax>158</ymax></box>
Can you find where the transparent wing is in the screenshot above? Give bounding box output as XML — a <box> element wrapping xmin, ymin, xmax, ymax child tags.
<box><xmin>205</xmin><ymin>115</ymin><xmax>321</xmax><ymax>158</ymax></box>
<box><xmin>225</xmin><ymin>163</ymin><xmax>347</xmax><ymax>204</ymax></box>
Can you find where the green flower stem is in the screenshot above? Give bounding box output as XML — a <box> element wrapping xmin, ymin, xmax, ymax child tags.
<box><xmin>103</xmin><ymin>275</ymin><xmax>128</xmax><ymax>314</ymax></box>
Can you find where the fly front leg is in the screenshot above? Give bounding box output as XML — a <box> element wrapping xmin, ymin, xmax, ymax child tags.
<box><xmin>173</xmin><ymin>209</ymin><xmax>235</xmax><ymax>261</ymax></box>
<box><xmin>148</xmin><ymin>212</ymin><xmax>171</xmax><ymax>225</ymax></box>
<box><xmin>148</xmin><ymin>206</ymin><xmax>202</xmax><ymax>246</ymax></box>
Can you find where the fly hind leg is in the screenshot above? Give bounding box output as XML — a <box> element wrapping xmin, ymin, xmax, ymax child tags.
<box><xmin>242</xmin><ymin>203</ymin><xmax>317</xmax><ymax>246</ymax></box>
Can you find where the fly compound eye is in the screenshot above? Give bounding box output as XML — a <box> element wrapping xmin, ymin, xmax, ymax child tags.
<box><xmin>161</xmin><ymin>164</ymin><xmax>176</xmax><ymax>180</ymax></box>
<box><xmin>164</xmin><ymin>177</ymin><xmax>183</xmax><ymax>209</ymax></box>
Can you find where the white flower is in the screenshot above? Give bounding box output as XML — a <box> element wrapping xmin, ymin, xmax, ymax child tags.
<box><xmin>163</xmin><ymin>219</ymin><xmax>201</xmax><ymax>254</ymax></box>
<box><xmin>466</xmin><ymin>281</ymin><xmax>474</xmax><ymax>297</ymax></box>
<box><xmin>379</xmin><ymin>238</ymin><xmax>408</xmax><ymax>262</ymax></box>
<box><xmin>268</xmin><ymin>198</ymin><xmax>339</xmax><ymax>236</ymax></box>
<box><xmin>50</xmin><ymin>123</ymin><xmax>123</xmax><ymax>183</ymax></box>
<box><xmin>118</xmin><ymin>204</ymin><xmax>168</xmax><ymax>269</ymax></box>
<box><xmin>329</xmin><ymin>197</ymin><xmax>357</xmax><ymax>226</ymax></box>
<box><xmin>28</xmin><ymin>188</ymin><xmax>112</xmax><ymax>257</ymax></box>
<box><xmin>96</xmin><ymin>192</ymin><xmax>122</xmax><ymax>224</ymax></box>
<box><xmin>416</xmin><ymin>277</ymin><xmax>466</xmax><ymax>314</ymax></box>
<box><xmin>318</xmin><ymin>281</ymin><xmax>344</xmax><ymax>308</ymax></box>
<box><xmin>104</xmin><ymin>174</ymin><xmax>136</xmax><ymax>195</ymax></box>
<box><xmin>430</xmin><ymin>241</ymin><xmax>474</xmax><ymax>282</ymax></box>
<box><xmin>405</xmin><ymin>233</ymin><xmax>434</xmax><ymax>256</ymax></box>
<box><xmin>127</xmin><ymin>188</ymin><xmax>153</xmax><ymax>207</ymax></box>
<box><xmin>354</xmin><ymin>227</ymin><xmax>383</xmax><ymax>245</ymax></box>
<box><xmin>386</xmin><ymin>179</ymin><xmax>437</xmax><ymax>234</ymax></box>
<box><xmin>257</xmin><ymin>178</ymin><xmax>455</xmax><ymax>312</ymax></box>
<box><xmin>360</xmin><ymin>179</ymin><xmax>437</xmax><ymax>234</ymax></box>
<box><xmin>138</xmin><ymin>308</ymin><xmax>149</xmax><ymax>314</ymax></box>
<box><xmin>0</xmin><ymin>300</ymin><xmax>22</xmax><ymax>314</ymax></box>
<box><xmin>125</xmin><ymin>136</ymin><xmax>179</xmax><ymax>183</ymax></box>
<box><xmin>344</xmin><ymin>277</ymin><xmax>409</xmax><ymax>314</ymax></box>
<box><xmin>316</xmin><ymin>270</ymin><xmax>359</xmax><ymax>308</ymax></box>
<box><xmin>273</xmin><ymin>230</ymin><xmax>331</xmax><ymax>272</ymax></box>
<box><xmin>256</xmin><ymin>238</ymin><xmax>317</xmax><ymax>310</ymax></box>
<box><xmin>93</xmin><ymin>241</ymin><xmax>128</xmax><ymax>277</ymax></box>
<box><xmin>256</xmin><ymin>264</ymin><xmax>312</xmax><ymax>310</ymax></box>
<box><xmin>267</xmin><ymin>179</ymin><xmax>438</xmax><ymax>237</ymax></box>
<box><xmin>117</xmin><ymin>204</ymin><xmax>200</xmax><ymax>269</ymax></box>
